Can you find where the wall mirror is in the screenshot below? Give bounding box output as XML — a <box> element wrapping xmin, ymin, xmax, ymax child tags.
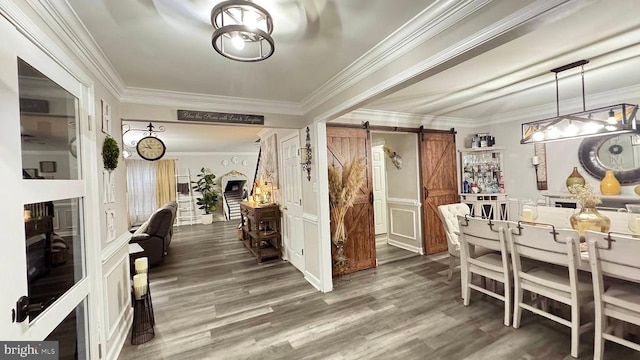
<box><xmin>578</xmin><ymin>133</ymin><xmax>640</xmax><ymax>184</ymax></box>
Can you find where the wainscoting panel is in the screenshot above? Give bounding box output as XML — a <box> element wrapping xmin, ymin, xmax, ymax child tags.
<box><xmin>102</xmin><ymin>243</ymin><xmax>132</xmax><ymax>360</ymax></box>
<box><xmin>387</xmin><ymin>199</ymin><xmax>422</xmax><ymax>254</ymax></box>
<box><xmin>302</xmin><ymin>213</ymin><xmax>321</xmax><ymax>291</ymax></box>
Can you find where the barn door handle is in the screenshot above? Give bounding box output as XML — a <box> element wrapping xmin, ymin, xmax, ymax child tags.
<box><xmin>424</xmin><ymin>187</ymin><xmax>429</xmax><ymax>199</ymax></box>
<box><xmin>370</xmin><ymin>193</ymin><xmax>374</xmax><ymax>204</ymax></box>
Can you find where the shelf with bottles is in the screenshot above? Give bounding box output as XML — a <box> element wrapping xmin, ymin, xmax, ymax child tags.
<box><xmin>460</xmin><ymin>146</ymin><xmax>506</xmax><ymax>195</ymax></box>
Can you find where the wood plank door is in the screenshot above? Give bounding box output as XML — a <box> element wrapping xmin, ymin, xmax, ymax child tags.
<box><xmin>327</xmin><ymin>127</ymin><xmax>375</xmax><ymax>275</ymax></box>
<box><xmin>420</xmin><ymin>131</ymin><xmax>459</xmax><ymax>255</ymax></box>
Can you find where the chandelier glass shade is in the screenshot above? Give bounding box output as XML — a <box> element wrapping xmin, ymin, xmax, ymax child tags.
<box><xmin>211</xmin><ymin>0</ymin><xmax>275</xmax><ymax>62</ymax></box>
<box><xmin>520</xmin><ymin>60</ymin><xmax>639</xmax><ymax>144</ymax></box>
<box><xmin>521</xmin><ymin>103</ymin><xmax>638</xmax><ymax>144</ymax></box>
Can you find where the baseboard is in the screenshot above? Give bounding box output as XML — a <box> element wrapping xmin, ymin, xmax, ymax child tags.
<box><xmin>106</xmin><ymin>305</ymin><xmax>133</xmax><ymax>360</ymax></box>
<box><xmin>304</xmin><ymin>271</ymin><xmax>322</xmax><ymax>291</ymax></box>
<box><xmin>387</xmin><ymin>239</ymin><xmax>423</xmax><ymax>255</ymax></box>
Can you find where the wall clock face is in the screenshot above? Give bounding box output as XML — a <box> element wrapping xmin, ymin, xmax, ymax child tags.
<box><xmin>136</xmin><ymin>136</ymin><xmax>166</xmax><ymax>161</ymax></box>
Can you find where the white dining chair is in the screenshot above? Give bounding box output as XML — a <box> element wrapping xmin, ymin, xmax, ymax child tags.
<box><xmin>586</xmin><ymin>230</ymin><xmax>640</xmax><ymax>359</ymax></box>
<box><xmin>507</xmin><ymin>223</ymin><xmax>593</xmax><ymax>358</ymax></box>
<box><xmin>438</xmin><ymin>203</ymin><xmax>470</xmax><ymax>280</ymax></box>
<box><xmin>457</xmin><ymin>215</ymin><xmax>512</xmax><ymax>326</ymax></box>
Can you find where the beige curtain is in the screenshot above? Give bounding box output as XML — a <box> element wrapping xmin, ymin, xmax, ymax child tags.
<box><xmin>156</xmin><ymin>159</ymin><xmax>176</xmax><ymax>207</ymax></box>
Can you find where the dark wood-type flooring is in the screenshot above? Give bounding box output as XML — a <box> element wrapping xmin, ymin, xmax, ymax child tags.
<box><xmin>118</xmin><ymin>222</ymin><xmax>640</xmax><ymax>360</ymax></box>
<box><xmin>375</xmin><ymin>234</ymin><xmax>419</xmax><ymax>265</ymax></box>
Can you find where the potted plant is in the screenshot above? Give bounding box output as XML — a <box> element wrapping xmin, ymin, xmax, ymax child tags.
<box><xmin>192</xmin><ymin>167</ymin><xmax>219</xmax><ymax>225</ymax></box>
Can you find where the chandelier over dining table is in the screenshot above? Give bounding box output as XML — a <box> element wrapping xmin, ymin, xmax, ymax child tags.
<box><xmin>210</xmin><ymin>0</ymin><xmax>275</xmax><ymax>62</ymax></box>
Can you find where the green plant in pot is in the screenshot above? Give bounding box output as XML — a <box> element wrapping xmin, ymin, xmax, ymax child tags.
<box><xmin>102</xmin><ymin>137</ymin><xmax>119</xmax><ymax>171</ymax></box>
<box><xmin>192</xmin><ymin>167</ymin><xmax>219</xmax><ymax>224</ymax></box>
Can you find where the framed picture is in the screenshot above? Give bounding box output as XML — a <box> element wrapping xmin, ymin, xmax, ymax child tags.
<box><xmin>259</xmin><ymin>133</ymin><xmax>279</xmax><ymax>188</ymax></box>
<box><xmin>40</xmin><ymin>161</ymin><xmax>57</xmax><ymax>173</ymax></box>
<box><xmin>23</xmin><ymin>168</ymin><xmax>38</xmax><ymax>179</ymax></box>
<box><xmin>101</xmin><ymin>99</ymin><xmax>112</xmax><ymax>135</ymax></box>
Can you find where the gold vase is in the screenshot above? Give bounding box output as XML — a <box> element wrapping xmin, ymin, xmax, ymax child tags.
<box><xmin>565</xmin><ymin>167</ymin><xmax>585</xmax><ymax>190</ymax></box>
<box><xmin>599</xmin><ymin>170</ymin><xmax>621</xmax><ymax>195</ymax></box>
<box><xmin>570</xmin><ymin>206</ymin><xmax>611</xmax><ymax>237</ymax></box>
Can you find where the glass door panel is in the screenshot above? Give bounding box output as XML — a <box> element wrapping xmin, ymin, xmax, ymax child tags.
<box><xmin>18</xmin><ymin>58</ymin><xmax>81</xmax><ymax>181</ymax></box>
<box><xmin>24</xmin><ymin>198</ymin><xmax>85</xmax><ymax>321</ymax></box>
<box><xmin>45</xmin><ymin>299</ymin><xmax>88</xmax><ymax>360</ymax></box>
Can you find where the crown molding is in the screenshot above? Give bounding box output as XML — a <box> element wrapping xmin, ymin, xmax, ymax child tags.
<box><xmin>25</xmin><ymin>0</ymin><xmax>126</xmax><ymax>99</ymax></box>
<box><xmin>422</xmin><ymin>30</ymin><xmax>640</xmax><ymax>117</ymax></box>
<box><xmin>121</xmin><ymin>87</ymin><xmax>304</xmax><ymax>116</ymax></box>
<box><xmin>335</xmin><ymin>109</ymin><xmax>474</xmax><ymax>129</ymax></box>
<box><xmin>0</xmin><ymin>0</ymin><xmax>96</xmax><ymax>86</ymax></box>
<box><xmin>299</xmin><ymin>0</ymin><xmax>490</xmax><ymax>114</ymax></box>
<box><xmin>308</xmin><ymin>0</ymin><xmax>581</xmax><ymax>124</ymax></box>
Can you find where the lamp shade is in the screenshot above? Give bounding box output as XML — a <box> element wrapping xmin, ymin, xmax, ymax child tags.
<box><xmin>521</xmin><ymin>103</ymin><xmax>638</xmax><ymax>144</ymax></box>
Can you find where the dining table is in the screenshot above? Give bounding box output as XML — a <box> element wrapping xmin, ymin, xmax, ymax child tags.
<box><xmin>529</xmin><ymin>205</ymin><xmax>637</xmax><ymax>281</ymax></box>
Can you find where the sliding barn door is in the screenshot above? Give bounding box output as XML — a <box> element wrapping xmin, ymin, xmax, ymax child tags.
<box><xmin>326</xmin><ymin>127</ymin><xmax>375</xmax><ymax>275</ymax></box>
<box><xmin>421</xmin><ymin>132</ymin><xmax>459</xmax><ymax>254</ymax></box>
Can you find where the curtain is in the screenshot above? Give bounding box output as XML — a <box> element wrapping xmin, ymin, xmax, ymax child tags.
<box><xmin>156</xmin><ymin>159</ymin><xmax>176</xmax><ymax>207</ymax></box>
<box><xmin>127</xmin><ymin>160</ymin><xmax>157</xmax><ymax>226</ymax></box>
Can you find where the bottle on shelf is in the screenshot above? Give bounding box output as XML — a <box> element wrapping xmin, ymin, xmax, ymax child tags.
<box><xmin>463</xmin><ymin>178</ymin><xmax>470</xmax><ymax>193</ymax></box>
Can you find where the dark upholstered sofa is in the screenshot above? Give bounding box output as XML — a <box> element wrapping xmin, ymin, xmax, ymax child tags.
<box><xmin>129</xmin><ymin>201</ymin><xmax>177</xmax><ymax>267</ymax></box>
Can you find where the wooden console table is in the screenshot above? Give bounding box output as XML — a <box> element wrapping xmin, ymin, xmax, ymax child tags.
<box><xmin>239</xmin><ymin>202</ymin><xmax>281</xmax><ymax>263</ymax></box>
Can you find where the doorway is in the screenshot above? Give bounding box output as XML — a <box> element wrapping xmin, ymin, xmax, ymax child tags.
<box><xmin>371</xmin><ymin>133</ymin><xmax>422</xmax><ymax>265</ymax></box>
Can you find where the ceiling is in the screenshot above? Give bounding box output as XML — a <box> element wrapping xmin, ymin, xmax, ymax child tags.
<box><xmin>48</xmin><ymin>0</ymin><xmax>640</xmax><ymax>137</ymax></box>
<box><xmin>364</xmin><ymin>0</ymin><xmax>640</xmax><ymax>123</ymax></box>
<box><xmin>66</xmin><ymin>0</ymin><xmax>431</xmax><ymax>102</ymax></box>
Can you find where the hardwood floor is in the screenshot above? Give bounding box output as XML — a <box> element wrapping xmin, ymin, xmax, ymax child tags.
<box><xmin>118</xmin><ymin>222</ymin><xmax>640</xmax><ymax>360</ymax></box>
<box><xmin>375</xmin><ymin>234</ymin><xmax>419</xmax><ymax>265</ymax></box>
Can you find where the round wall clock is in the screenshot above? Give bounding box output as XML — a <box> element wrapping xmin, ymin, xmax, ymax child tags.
<box><xmin>136</xmin><ymin>136</ymin><xmax>166</xmax><ymax>161</ymax></box>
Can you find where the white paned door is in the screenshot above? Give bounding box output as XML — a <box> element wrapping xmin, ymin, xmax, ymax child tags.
<box><xmin>0</xmin><ymin>17</ymin><xmax>96</xmax><ymax>359</ymax></box>
<box><xmin>372</xmin><ymin>145</ymin><xmax>388</xmax><ymax>235</ymax></box>
<box><xmin>281</xmin><ymin>135</ymin><xmax>305</xmax><ymax>272</ymax></box>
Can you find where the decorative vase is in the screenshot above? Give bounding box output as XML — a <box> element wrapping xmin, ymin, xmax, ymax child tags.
<box><xmin>570</xmin><ymin>206</ymin><xmax>611</xmax><ymax>237</ymax></box>
<box><xmin>333</xmin><ymin>240</ymin><xmax>349</xmax><ymax>276</ymax></box>
<box><xmin>599</xmin><ymin>170</ymin><xmax>621</xmax><ymax>195</ymax></box>
<box><xmin>565</xmin><ymin>167</ymin><xmax>585</xmax><ymax>190</ymax></box>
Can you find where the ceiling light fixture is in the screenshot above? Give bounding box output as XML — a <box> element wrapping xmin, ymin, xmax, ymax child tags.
<box><xmin>210</xmin><ymin>0</ymin><xmax>275</xmax><ymax>62</ymax></box>
<box><xmin>521</xmin><ymin>60</ymin><xmax>638</xmax><ymax>144</ymax></box>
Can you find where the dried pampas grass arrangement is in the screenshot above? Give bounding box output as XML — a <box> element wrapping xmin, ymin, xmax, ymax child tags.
<box><xmin>328</xmin><ymin>157</ymin><xmax>366</xmax><ymax>245</ymax></box>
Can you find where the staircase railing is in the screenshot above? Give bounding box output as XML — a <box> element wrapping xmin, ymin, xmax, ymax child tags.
<box><xmin>224</xmin><ymin>193</ymin><xmax>231</xmax><ymax>221</ymax></box>
<box><xmin>251</xmin><ymin>147</ymin><xmax>262</xmax><ymax>196</ymax></box>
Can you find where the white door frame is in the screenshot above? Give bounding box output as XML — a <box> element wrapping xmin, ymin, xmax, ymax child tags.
<box><xmin>280</xmin><ymin>132</ymin><xmax>305</xmax><ymax>272</ymax></box>
<box><xmin>0</xmin><ymin>14</ymin><xmax>102</xmax><ymax>359</ymax></box>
